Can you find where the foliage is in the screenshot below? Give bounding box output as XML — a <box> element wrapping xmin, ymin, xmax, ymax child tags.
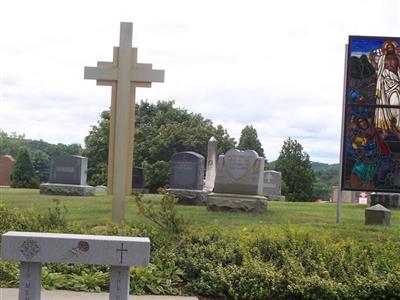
<box><xmin>83</xmin><ymin>100</ymin><xmax>236</xmax><ymax>190</ymax></box>
<box><xmin>31</xmin><ymin>150</ymin><xmax>50</xmax><ymax>183</ymax></box>
<box><xmin>313</xmin><ymin>163</ymin><xmax>339</xmax><ymax>200</ymax></box>
<box><xmin>275</xmin><ymin>138</ymin><xmax>315</xmax><ymax>202</ymax></box>
<box><xmin>237</xmin><ymin>125</ymin><xmax>265</xmax><ymax>158</ymax></box>
<box><xmin>133</xmin><ymin>190</ymin><xmax>190</xmax><ymax>234</ymax></box>
<box><xmin>142</xmin><ymin>160</ymin><xmax>170</xmax><ymax>192</ymax></box>
<box><xmin>10</xmin><ymin>149</ymin><xmax>39</xmax><ymax>188</ymax></box>
<box><xmin>1</xmin><ymin>203</ymin><xmax>400</xmax><ymax>299</ymax></box>
<box><xmin>0</xmin><ymin>200</ymin><xmax>68</xmax><ymax>234</ymax></box>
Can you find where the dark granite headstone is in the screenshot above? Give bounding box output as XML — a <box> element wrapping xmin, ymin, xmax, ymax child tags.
<box><xmin>170</xmin><ymin>152</ymin><xmax>205</xmax><ymax>190</ymax></box>
<box><xmin>49</xmin><ymin>155</ymin><xmax>88</xmax><ymax>185</ymax></box>
<box><xmin>132</xmin><ymin>167</ymin><xmax>145</xmax><ymax>189</ymax></box>
<box><xmin>370</xmin><ymin>193</ymin><xmax>400</xmax><ymax>208</ymax></box>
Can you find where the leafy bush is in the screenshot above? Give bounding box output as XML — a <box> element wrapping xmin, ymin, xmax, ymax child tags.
<box><xmin>133</xmin><ymin>190</ymin><xmax>190</xmax><ymax>234</ymax></box>
<box><xmin>1</xmin><ymin>204</ymin><xmax>399</xmax><ymax>299</ymax></box>
<box><xmin>10</xmin><ymin>148</ymin><xmax>39</xmax><ymax>188</ymax></box>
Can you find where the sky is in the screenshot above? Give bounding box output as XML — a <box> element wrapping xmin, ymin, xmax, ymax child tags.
<box><xmin>1</xmin><ymin>0</ymin><xmax>399</xmax><ymax>164</ymax></box>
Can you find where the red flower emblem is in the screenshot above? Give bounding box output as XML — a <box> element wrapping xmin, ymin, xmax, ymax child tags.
<box><xmin>78</xmin><ymin>241</ymin><xmax>89</xmax><ymax>252</ymax></box>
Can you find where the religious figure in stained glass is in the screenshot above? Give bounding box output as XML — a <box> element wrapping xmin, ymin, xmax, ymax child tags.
<box><xmin>342</xmin><ymin>36</ymin><xmax>400</xmax><ymax>192</ymax></box>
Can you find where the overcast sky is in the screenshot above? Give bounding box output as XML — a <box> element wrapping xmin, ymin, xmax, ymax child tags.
<box><xmin>1</xmin><ymin>0</ymin><xmax>399</xmax><ymax>164</ymax></box>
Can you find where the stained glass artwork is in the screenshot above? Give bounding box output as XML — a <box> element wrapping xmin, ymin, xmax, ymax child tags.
<box><xmin>342</xmin><ymin>35</ymin><xmax>400</xmax><ymax>192</ymax></box>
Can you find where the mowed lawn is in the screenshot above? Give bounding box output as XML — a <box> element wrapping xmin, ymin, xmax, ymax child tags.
<box><xmin>1</xmin><ymin>188</ymin><xmax>399</xmax><ymax>242</ymax></box>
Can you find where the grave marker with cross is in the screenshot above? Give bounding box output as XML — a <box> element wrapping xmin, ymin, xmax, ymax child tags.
<box><xmin>84</xmin><ymin>22</ymin><xmax>164</xmax><ymax>223</ymax></box>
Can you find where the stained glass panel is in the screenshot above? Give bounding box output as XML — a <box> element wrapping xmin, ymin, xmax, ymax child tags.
<box><xmin>342</xmin><ymin>35</ymin><xmax>400</xmax><ymax>192</ymax></box>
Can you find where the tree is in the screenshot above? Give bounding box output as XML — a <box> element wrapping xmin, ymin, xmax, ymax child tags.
<box><xmin>275</xmin><ymin>138</ymin><xmax>314</xmax><ymax>202</ymax></box>
<box><xmin>31</xmin><ymin>150</ymin><xmax>50</xmax><ymax>183</ymax></box>
<box><xmin>83</xmin><ymin>100</ymin><xmax>236</xmax><ymax>191</ymax></box>
<box><xmin>237</xmin><ymin>125</ymin><xmax>265</xmax><ymax>158</ymax></box>
<box><xmin>10</xmin><ymin>149</ymin><xmax>39</xmax><ymax>188</ymax></box>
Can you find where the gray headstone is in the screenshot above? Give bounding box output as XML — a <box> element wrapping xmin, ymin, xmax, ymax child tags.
<box><xmin>370</xmin><ymin>192</ymin><xmax>400</xmax><ymax>208</ymax></box>
<box><xmin>213</xmin><ymin>149</ymin><xmax>265</xmax><ymax>195</ymax></box>
<box><xmin>49</xmin><ymin>155</ymin><xmax>88</xmax><ymax>185</ymax></box>
<box><xmin>365</xmin><ymin>204</ymin><xmax>391</xmax><ymax>225</ymax></box>
<box><xmin>170</xmin><ymin>152</ymin><xmax>205</xmax><ymax>190</ymax></box>
<box><xmin>204</xmin><ymin>137</ymin><xmax>218</xmax><ymax>192</ymax></box>
<box><xmin>132</xmin><ymin>167</ymin><xmax>145</xmax><ymax>189</ymax></box>
<box><xmin>263</xmin><ymin>171</ymin><xmax>282</xmax><ymax>196</ymax></box>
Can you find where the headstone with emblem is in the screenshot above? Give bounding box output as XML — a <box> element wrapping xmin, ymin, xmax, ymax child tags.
<box><xmin>263</xmin><ymin>170</ymin><xmax>285</xmax><ymax>201</ymax></box>
<box><xmin>207</xmin><ymin>149</ymin><xmax>267</xmax><ymax>213</ymax></box>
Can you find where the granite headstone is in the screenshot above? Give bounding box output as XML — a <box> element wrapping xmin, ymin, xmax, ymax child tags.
<box><xmin>263</xmin><ymin>171</ymin><xmax>280</xmax><ymax>195</ymax></box>
<box><xmin>370</xmin><ymin>192</ymin><xmax>400</xmax><ymax>208</ymax></box>
<box><xmin>49</xmin><ymin>155</ymin><xmax>88</xmax><ymax>185</ymax></box>
<box><xmin>132</xmin><ymin>167</ymin><xmax>145</xmax><ymax>189</ymax></box>
<box><xmin>0</xmin><ymin>155</ymin><xmax>16</xmax><ymax>186</ymax></box>
<box><xmin>213</xmin><ymin>149</ymin><xmax>264</xmax><ymax>195</ymax></box>
<box><xmin>170</xmin><ymin>152</ymin><xmax>205</xmax><ymax>190</ymax></box>
<box><xmin>365</xmin><ymin>204</ymin><xmax>391</xmax><ymax>225</ymax></box>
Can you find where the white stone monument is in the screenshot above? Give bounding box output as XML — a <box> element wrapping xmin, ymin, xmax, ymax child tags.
<box><xmin>1</xmin><ymin>231</ymin><xmax>150</xmax><ymax>300</ymax></box>
<box><xmin>84</xmin><ymin>22</ymin><xmax>164</xmax><ymax>223</ymax></box>
<box><xmin>204</xmin><ymin>136</ymin><xmax>217</xmax><ymax>192</ymax></box>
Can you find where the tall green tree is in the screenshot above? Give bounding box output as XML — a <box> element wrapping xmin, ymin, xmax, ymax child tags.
<box><xmin>10</xmin><ymin>149</ymin><xmax>39</xmax><ymax>188</ymax></box>
<box><xmin>31</xmin><ymin>150</ymin><xmax>50</xmax><ymax>183</ymax></box>
<box><xmin>83</xmin><ymin>100</ymin><xmax>236</xmax><ymax>191</ymax></box>
<box><xmin>275</xmin><ymin>138</ymin><xmax>315</xmax><ymax>202</ymax></box>
<box><xmin>237</xmin><ymin>125</ymin><xmax>265</xmax><ymax>157</ymax></box>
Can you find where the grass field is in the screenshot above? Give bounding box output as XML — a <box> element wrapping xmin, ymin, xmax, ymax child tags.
<box><xmin>1</xmin><ymin>188</ymin><xmax>399</xmax><ymax>242</ymax></box>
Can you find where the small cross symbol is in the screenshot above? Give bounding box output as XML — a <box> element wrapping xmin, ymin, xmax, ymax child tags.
<box><xmin>266</xmin><ymin>173</ymin><xmax>273</xmax><ymax>183</ymax></box>
<box><xmin>116</xmin><ymin>243</ymin><xmax>128</xmax><ymax>264</ymax></box>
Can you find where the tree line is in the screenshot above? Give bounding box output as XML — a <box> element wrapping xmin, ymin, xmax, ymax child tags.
<box><xmin>1</xmin><ymin>100</ymin><xmax>338</xmax><ymax>201</ymax></box>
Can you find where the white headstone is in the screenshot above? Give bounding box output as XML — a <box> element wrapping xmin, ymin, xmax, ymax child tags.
<box><xmin>213</xmin><ymin>149</ymin><xmax>265</xmax><ymax>195</ymax></box>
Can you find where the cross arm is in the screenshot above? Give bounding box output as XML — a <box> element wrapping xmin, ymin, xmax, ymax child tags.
<box><xmin>131</xmin><ymin>68</ymin><xmax>164</xmax><ymax>83</ymax></box>
<box><xmin>84</xmin><ymin>66</ymin><xmax>118</xmax><ymax>81</ymax></box>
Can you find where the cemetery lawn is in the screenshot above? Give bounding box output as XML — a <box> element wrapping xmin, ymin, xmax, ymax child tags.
<box><xmin>1</xmin><ymin>188</ymin><xmax>399</xmax><ymax>242</ymax></box>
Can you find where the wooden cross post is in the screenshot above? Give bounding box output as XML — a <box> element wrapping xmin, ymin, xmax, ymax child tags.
<box><xmin>84</xmin><ymin>22</ymin><xmax>164</xmax><ymax>223</ymax></box>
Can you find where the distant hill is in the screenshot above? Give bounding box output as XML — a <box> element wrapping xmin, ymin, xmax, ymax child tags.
<box><xmin>269</xmin><ymin>160</ymin><xmax>339</xmax><ymax>171</ymax></box>
<box><xmin>268</xmin><ymin>160</ymin><xmax>340</xmax><ymax>200</ymax></box>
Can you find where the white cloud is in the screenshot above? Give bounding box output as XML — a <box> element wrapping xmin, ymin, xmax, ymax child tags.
<box><xmin>1</xmin><ymin>0</ymin><xmax>399</xmax><ymax>164</ymax></box>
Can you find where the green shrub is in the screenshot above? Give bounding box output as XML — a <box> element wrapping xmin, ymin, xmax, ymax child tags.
<box><xmin>133</xmin><ymin>190</ymin><xmax>190</xmax><ymax>234</ymax></box>
<box><xmin>1</xmin><ymin>204</ymin><xmax>399</xmax><ymax>299</ymax></box>
<box><xmin>10</xmin><ymin>149</ymin><xmax>39</xmax><ymax>188</ymax></box>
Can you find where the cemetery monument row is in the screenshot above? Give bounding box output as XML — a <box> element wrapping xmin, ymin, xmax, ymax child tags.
<box><xmin>84</xmin><ymin>22</ymin><xmax>164</xmax><ymax>223</ymax></box>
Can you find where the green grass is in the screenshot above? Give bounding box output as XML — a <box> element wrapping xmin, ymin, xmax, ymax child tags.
<box><xmin>1</xmin><ymin>188</ymin><xmax>399</xmax><ymax>242</ymax></box>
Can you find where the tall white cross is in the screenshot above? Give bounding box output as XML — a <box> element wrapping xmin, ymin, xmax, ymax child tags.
<box><xmin>84</xmin><ymin>22</ymin><xmax>164</xmax><ymax>223</ymax></box>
